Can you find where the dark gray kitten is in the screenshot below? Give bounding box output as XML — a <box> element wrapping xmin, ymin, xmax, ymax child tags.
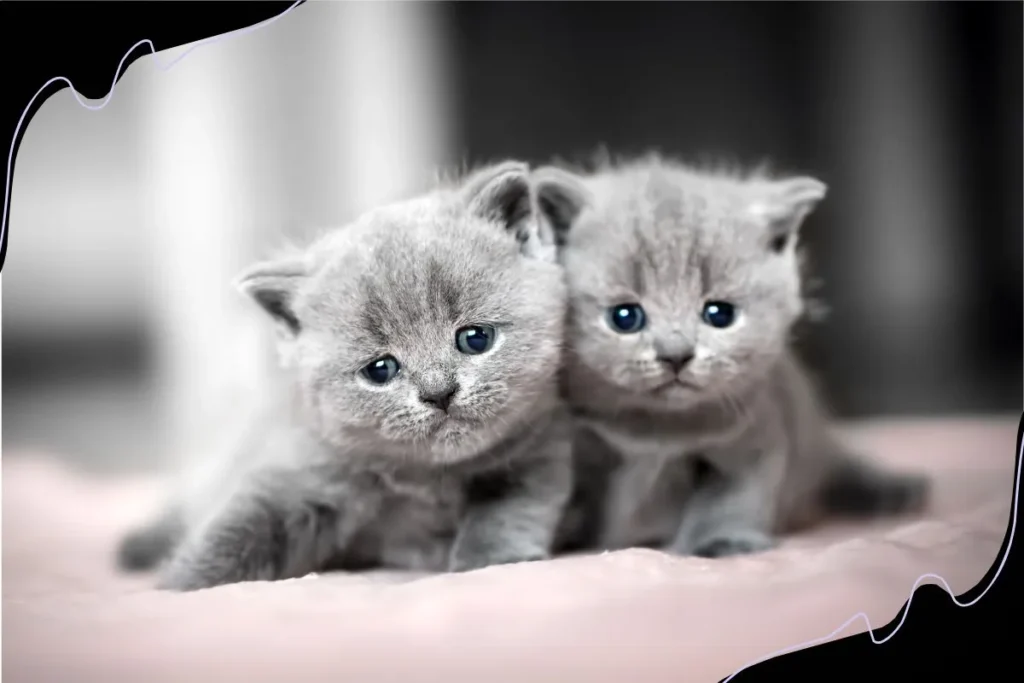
<box><xmin>117</xmin><ymin>161</ymin><xmax>574</xmax><ymax>590</ymax></box>
<box><xmin>533</xmin><ymin>155</ymin><xmax>930</xmax><ymax>558</ymax></box>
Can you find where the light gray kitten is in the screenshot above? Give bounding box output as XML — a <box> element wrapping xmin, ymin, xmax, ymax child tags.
<box><xmin>116</xmin><ymin>161</ymin><xmax>573</xmax><ymax>590</ymax></box>
<box><xmin>533</xmin><ymin>155</ymin><xmax>931</xmax><ymax>558</ymax></box>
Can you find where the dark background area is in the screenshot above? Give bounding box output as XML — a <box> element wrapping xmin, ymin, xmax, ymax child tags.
<box><xmin>448</xmin><ymin>0</ymin><xmax>1021</xmax><ymax>417</ymax></box>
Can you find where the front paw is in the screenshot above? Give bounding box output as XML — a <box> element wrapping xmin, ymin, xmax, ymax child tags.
<box><xmin>448</xmin><ymin>547</ymin><xmax>549</xmax><ymax>573</ymax></box>
<box><xmin>117</xmin><ymin>526</ymin><xmax>173</xmax><ymax>572</ymax></box>
<box><xmin>156</xmin><ymin>565</ymin><xmax>215</xmax><ymax>592</ymax></box>
<box><xmin>679</xmin><ymin>529</ymin><xmax>776</xmax><ymax>559</ymax></box>
<box><xmin>156</xmin><ymin>551</ymin><xmax>249</xmax><ymax>592</ymax></box>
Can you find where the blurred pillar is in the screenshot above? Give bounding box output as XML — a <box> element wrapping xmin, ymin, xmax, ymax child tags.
<box><xmin>138</xmin><ymin>40</ymin><xmax>275</xmax><ymax>469</ymax></box>
<box><xmin>281</xmin><ymin>0</ymin><xmax>455</xmax><ymax>238</ymax></box>
<box><xmin>138</xmin><ymin>1</ymin><xmax>454</xmax><ymax>467</ymax></box>
<box><xmin>816</xmin><ymin>2</ymin><xmax>971</xmax><ymax>415</ymax></box>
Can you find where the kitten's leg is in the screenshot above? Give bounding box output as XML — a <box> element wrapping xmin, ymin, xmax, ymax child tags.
<box><xmin>449</xmin><ymin>438</ymin><xmax>573</xmax><ymax>572</ymax></box>
<box><xmin>553</xmin><ymin>424</ymin><xmax>619</xmax><ymax>552</ymax></box>
<box><xmin>117</xmin><ymin>504</ymin><xmax>186</xmax><ymax>572</ymax></box>
<box><xmin>597</xmin><ymin>454</ymin><xmax>675</xmax><ymax>550</ymax></box>
<box><xmin>157</xmin><ymin>490</ymin><xmax>339</xmax><ymax>591</ymax></box>
<box><xmin>670</xmin><ymin>447</ymin><xmax>787</xmax><ymax>559</ymax></box>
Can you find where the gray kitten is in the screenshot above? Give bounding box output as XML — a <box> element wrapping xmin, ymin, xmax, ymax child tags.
<box><xmin>117</xmin><ymin>161</ymin><xmax>574</xmax><ymax>590</ymax></box>
<box><xmin>533</xmin><ymin>155</ymin><xmax>931</xmax><ymax>558</ymax></box>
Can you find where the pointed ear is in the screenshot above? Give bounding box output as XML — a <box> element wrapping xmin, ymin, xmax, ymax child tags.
<box><xmin>532</xmin><ymin>166</ymin><xmax>592</xmax><ymax>247</ymax></box>
<box><xmin>462</xmin><ymin>160</ymin><xmax>553</xmax><ymax>260</ymax></box>
<box><xmin>233</xmin><ymin>257</ymin><xmax>308</xmax><ymax>336</ymax></box>
<box><xmin>748</xmin><ymin>176</ymin><xmax>827</xmax><ymax>253</ymax></box>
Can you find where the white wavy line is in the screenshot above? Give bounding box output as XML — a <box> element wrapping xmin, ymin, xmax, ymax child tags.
<box><xmin>722</xmin><ymin>427</ymin><xmax>1021</xmax><ymax>682</ymax></box>
<box><xmin>1</xmin><ymin>0</ymin><xmax>305</xmax><ymax>256</ymax></box>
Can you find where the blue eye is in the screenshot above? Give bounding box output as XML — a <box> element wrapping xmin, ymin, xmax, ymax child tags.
<box><xmin>361</xmin><ymin>355</ymin><xmax>401</xmax><ymax>384</ymax></box>
<box><xmin>456</xmin><ymin>324</ymin><xmax>496</xmax><ymax>355</ymax></box>
<box><xmin>702</xmin><ymin>301</ymin><xmax>736</xmax><ymax>329</ymax></box>
<box><xmin>607</xmin><ymin>303</ymin><xmax>646</xmax><ymax>334</ymax></box>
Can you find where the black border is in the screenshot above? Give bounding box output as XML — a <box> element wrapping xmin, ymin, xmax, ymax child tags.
<box><xmin>0</xmin><ymin>0</ymin><xmax>303</xmax><ymax>273</ymax></box>
<box><xmin>1</xmin><ymin>1</ymin><xmax>1019</xmax><ymax>679</ymax></box>
<box><xmin>721</xmin><ymin>412</ymin><xmax>1022</xmax><ymax>680</ymax></box>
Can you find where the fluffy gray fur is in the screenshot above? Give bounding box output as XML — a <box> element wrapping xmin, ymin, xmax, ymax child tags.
<box><xmin>117</xmin><ymin>161</ymin><xmax>574</xmax><ymax>590</ymax></box>
<box><xmin>534</xmin><ymin>154</ymin><xmax>931</xmax><ymax>558</ymax></box>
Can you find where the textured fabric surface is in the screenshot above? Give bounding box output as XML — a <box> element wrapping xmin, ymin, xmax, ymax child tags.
<box><xmin>2</xmin><ymin>417</ymin><xmax>1016</xmax><ymax>683</ymax></box>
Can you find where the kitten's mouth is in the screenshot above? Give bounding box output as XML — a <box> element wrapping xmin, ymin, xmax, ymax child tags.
<box><xmin>652</xmin><ymin>377</ymin><xmax>701</xmax><ymax>394</ymax></box>
<box><xmin>426</xmin><ymin>414</ymin><xmax>456</xmax><ymax>435</ymax></box>
<box><xmin>425</xmin><ymin>408</ymin><xmax>478</xmax><ymax>434</ymax></box>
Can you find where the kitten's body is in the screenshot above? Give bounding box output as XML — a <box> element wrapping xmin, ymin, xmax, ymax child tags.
<box><xmin>536</xmin><ymin>156</ymin><xmax>930</xmax><ymax>557</ymax></box>
<box><xmin>118</xmin><ymin>162</ymin><xmax>574</xmax><ymax>590</ymax></box>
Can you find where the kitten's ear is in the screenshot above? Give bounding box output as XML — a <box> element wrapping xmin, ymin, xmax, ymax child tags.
<box><xmin>233</xmin><ymin>257</ymin><xmax>308</xmax><ymax>336</ymax></box>
<box><xmin>462</xmin><ymin>160</ymin><xmax>553</xmax><ymax>260</ymax></box>
<box><xmin>532</xmin><ymin>166</ymin><xmax>592</xmax><ymax>247</ymax></box>
<box><xmin>749</xmin><ymin>176</ymin><xmax>828</xmax><ymax>253</ymax></box>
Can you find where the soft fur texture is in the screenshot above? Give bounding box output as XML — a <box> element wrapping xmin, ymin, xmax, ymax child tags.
<box><xmin>535</xmin><ymin>154</ymin><xmax>931</xmax><ymax>558</ymax></box>
<box><xmin>117</xmin><ymin>161</ymin><xmax>574</xmax><ymax>590</ymax></box>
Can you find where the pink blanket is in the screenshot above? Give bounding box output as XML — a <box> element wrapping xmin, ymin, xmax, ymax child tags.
<box><xmin>3</xmin><ymin>417</ymin><xmax>1016</xmax><ymax>682</ymax></box>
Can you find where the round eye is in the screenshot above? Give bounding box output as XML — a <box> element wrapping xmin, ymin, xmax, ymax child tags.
<box><xmin>455</xmin><ymin>324</ymin><xmax>496</xmax><ymax>355</ymax></box>
<box><xmin>360</xmin><ymin>356</ymin><xmax>401</xmax><ymax>384</ymax></box>
<box><xmin>606</xmin><ymin>303</ymin><xmax>646</xmax><ymax>334</ymax></box>
<box><xmin>702</xmin><ymin>301</ymin><xmax>736</xmax><ymax>329</ymax></box>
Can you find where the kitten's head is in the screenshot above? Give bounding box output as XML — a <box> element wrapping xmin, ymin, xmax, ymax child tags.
<box><xmin>534</xmin><ymin>157</ymin><xmax>825</xmax><ymax>412</ymax></box>
<box><xmin>236</xmin><ymin>161</ymin><xmax>566</xmax><ymax>464</ymax></box>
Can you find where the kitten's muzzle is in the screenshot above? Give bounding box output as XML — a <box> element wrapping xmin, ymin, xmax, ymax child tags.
<box><xmin>655</xmin><ymin>348</ymin><xmax>695</xmax><ymax>374</ymax></box>
<box><xmin>653</xmin><ymin>335</ymin><xmax>695</xmax><ymax>375</ymax></box>
<box><xmin>419</xmin><ymin>383</ymin><xmax>459</xmax><ymax>413</ymax></box>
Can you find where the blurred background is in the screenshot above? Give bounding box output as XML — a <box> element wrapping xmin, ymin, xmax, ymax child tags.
<box><xmin>3</xmin><ymin>0</ymin><xmax>1021</xmax><ymax>475</ymax></box>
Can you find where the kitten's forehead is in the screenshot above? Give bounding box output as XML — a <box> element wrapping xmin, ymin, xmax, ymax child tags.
<box><xmin>567</xmin><ymin>163</ymin><xmax>770</xmax><ymax>298</ymax></box>
<box><xmin>304</xmin><ymin>204</ymin><xmax>517</xmax><ymax>346</ymax></box>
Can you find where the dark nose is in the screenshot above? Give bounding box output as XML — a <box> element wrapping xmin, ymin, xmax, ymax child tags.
<box><xmin>657</xmin><ymin>351</ymin><xmax>695</xmax><ymax>374</ymax></box>
<box><xmin>654</xmin><ymin>337</ymin><xmax>695</xmax><ymax>373</ymax></box>
<box><xmin>420</xmin><ymin>383</ymin><xmax>459</xmax><ymax>412</ymax></box>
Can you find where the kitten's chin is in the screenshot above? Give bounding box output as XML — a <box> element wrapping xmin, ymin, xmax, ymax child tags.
<box><xmin>402</xmin><ymin>413</ymin><xmax>508</xmax><ymax>465</ymax></box>
<box><xmin>418</xmin><ymin>419</ymin><xmax>501</xmax><ymax>464</ymax></box>
<box><xmin>326</xmin><ymin>415</ymin><xmax>496</xmax><ymax>465</ymax></box>
<box><xmin>640</xmin><ymin>381</ymin><xmax>706</xmax><ymax>412</ymax></box>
